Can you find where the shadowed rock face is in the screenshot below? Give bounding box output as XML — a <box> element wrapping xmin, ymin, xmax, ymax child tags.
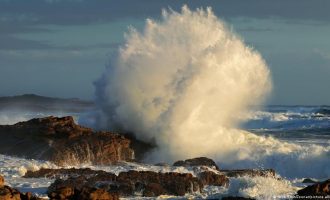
<box><xmin>0</xmin><ymin>116</ymin><xmax>134</xmax><ymax>165</ymax></box>
<box><xmin>296</xmin><ymin>179</ymin><xmax>330</xmax><ymax>198</ymax></box>
<box><xmin>221</xmin><ymin>169</ymin><xmax>276</xmax><ymax>178</ymax></box>
<box><xmin>173</xmin><ymin>157</ymin><xmax>220</xmax><ymax>170</ymax></box>
<box><xmin>44</xmin><ymin>169</ymin><xmax>203</xmax><ymax>198</ymax></box>
<box><xmin>24</xmin><ymin>167</ymin><xmax>229</xmax><ymax>198</ymax></box>
<box><xmin>0</xmin><ymin>174</ymin><xmax>42</xmax><ymax>200</ymax></box>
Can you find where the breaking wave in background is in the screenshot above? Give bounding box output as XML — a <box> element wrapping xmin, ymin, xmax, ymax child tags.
<box><xmin>94</xmin><ymin>6</ymin><xmax>330</xmax><ymax>179</ymax></box>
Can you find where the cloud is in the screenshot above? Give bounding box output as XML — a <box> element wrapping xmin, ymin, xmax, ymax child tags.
<box><xmin>237</xmin><ymin>27</ymin><xmax>274</xmax><ymax>32</ymax></box>
<box><xmin>0</xmin><ymin>35</ymin><xmax>51</xmax><ymax>50</ymax></box>
<box><xmin>0</xmin><ymin>34</ymin><xmax>120</xmax><ymax>51</ymax></box>
<box><xmin>1</xmin><ymin>0</ymin><xmax>330</xmax><ymax>27</ymax></box>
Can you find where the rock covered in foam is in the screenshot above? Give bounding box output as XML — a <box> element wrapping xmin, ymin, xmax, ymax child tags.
<box><xmin>0</xmin><ymin>116</ymin><xmax>134</xmax><ymax>165</ymax></box>
<box><xmin>221</xmin><ymin>169</ymin><xmax>276</xmax><ymax>178</ymax></box>
<box><xmin>0</xmin><ymin>174</ymin><xmax>42</xmax><ymax>200</ymax></box>
<box><xmin>46</xmin><ymin>169</ymin><xmax>202</xmax><ymax>197</ymax></box>
<box><xmin>199</xmin><ymin>171</ymin><xmax>229</xmax><ymax>187</ymax></box>
<box><xmin>24</xmin><ymin>166</ymin><xmax>229</xmax><ymax>197</ymax></box>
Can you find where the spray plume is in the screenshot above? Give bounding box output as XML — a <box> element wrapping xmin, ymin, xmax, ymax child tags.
<box><xmin>94</xmin><ymin>6</ymin><xmax>330</xmax><ymax>178</ymax></box>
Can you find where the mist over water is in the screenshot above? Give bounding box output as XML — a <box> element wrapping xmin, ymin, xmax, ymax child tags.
<box><xmin>95</xmin><ymin>6</ymin><xmax>330</xmax><ymax>178</ymax></box>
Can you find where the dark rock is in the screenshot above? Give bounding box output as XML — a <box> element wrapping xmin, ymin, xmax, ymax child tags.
<box><xmin>199</xmin><ymin>171</ymin><xmax>229</xmax><ymax>187</ymax></box>
<box><xmin>222</xmin><ymin>197</ymin><xmax>256</xmax><ymax>200</ymax></box>
<box><xmin>0</xmin><ymin>116</ymin><xmax>135</xmax><ymax>165</ymax></box>
<box><xmin>173</xmin><ymin>157</ymin><xmax>220</xmax><ymax>170</ymax></box>
<box><xmin>0</xmin><ymin>185</ymin><xmax>21</xmax><ymax>200</ymax></box>
<box><xmin>221</xmin><ymin>169</ymin><xmax>276</xmax><ymax>178</ymax></box>
<box><xmin>143</xmin><ymin>183</ymin><xmax>166</xmax><ymax>197</ymax></box>
<box><xmin>24</xmin><ymin>168</ymin><xmax>111</xmax><ymax>179</ymax></box>
<box><xmin>76</xmin><ymin>187</ymin><xmax>119</xmax><ymax>200</ymax></box>
<box><xmin>48</xmin><ymin>186</ymin><xmax>74</xmax><ymax>200</ymax></box>
<box><xmin>315</xmin><ymin>108</ymin><xmax>330</xmax><ymax>115</ymax></box>
<box><xmin>45</xmin><ymin>169</ymin><xmax>203</xmax><ymax>197</ymax></box>
<box><xmin>20</xmin><ymin>192</ymin><xmax>43</xmax><ymax>200</ymax></box>
<box><xmin>154</xmin><ymin>162</ymin><xmax>170</xmax><ymax>167</ymax></box>
<box><xmin>47</xmin><ymin>176</ymin><xmax>89</xmax><ymax>194</ymax></box>
<box><xmin>0</xmin><ymin>175</ymin><xmax>42</xmax><ymax>200</ymax></box>
<box><xmin>116</xmin><ymin>170</ymin><xmax>202</xmax><ymax>196</ymax></box>
<box><xmin>296</xmin><ymin>179</ymin><xmax>330</xmax><ymax>198</ymax></box>
<box><xmin>302</xmin><ymin>178</ymin><xmax>318</xmax><ymax>184</ymax></box>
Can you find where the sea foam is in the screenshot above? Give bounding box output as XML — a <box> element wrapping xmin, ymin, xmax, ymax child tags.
<box><xmin>94</xmin><ymin>6</ymin><xmax>330</xmax><ymax>179</ymax></box>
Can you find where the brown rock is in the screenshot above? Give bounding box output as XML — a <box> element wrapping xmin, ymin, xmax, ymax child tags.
<box><xmin>47</xmin><ymin>176</ymin><xmax>88</xmax><ymax>196</ymax></box>
<box><xmin>45</xmin><ymin>169</ymin><xmax>203</xmax><ymax>197</ymax></box>
<box><xmin>0</xmin><ymin>185</ymin><xmax>21</xmax><ymax>200</ymax></box>
<box><xmin>143</xmin><ymin>183</ymin><xmax>166</xmax><ymax>197</ymax></box>
<box><xmin>24</xmin><ymin>168</ymin><xmax>112</xmax><ymax>179</ymax></box>
<box><xmin>20</xmin><ymin>192</ymin><xmax>41</xmax><ymax>200</ymax></box>
<box><xmin>0</xmin><ymin>175</ymin><xmax>4</xmax><ymax>187</ymax></box>
<box><xmin>117</xmin><ymin>170</ymin><xmax>202</xmax><ymax>196</ymax></box>
<box><xmin>77</xmin><ymin>187</ymin><xmax>119</xmax><ymax>200</ymax></box>
<box><xmin>296</xmin><ymin>179</ymin><xmax>330</xmax><ymax>198</ymax></box>
<box><xmin>0</xmin><ymin>116</ymin><xmax>135</xmax><ymax>166</ymax></box>
<box><xmin>221</xmin><ymin>169</ymin><xmax>276</xmax><ymax>178</ymax></box>
<box><xmin>222</xmin><ymin>197</ymin><xmax>256</xmax><ymax>200</ymax></box>
<box><xmin>199</xmin><ymin>171</ymin><xmax>229</xmax><ymax>187</ymax></box>
<box><xmin>48</xmin><ymin>186</ymin><xmax>74</xmax><ymax>200</ymax></box>
<box><xmin>173</xmin><ymin>157</ymin><xmax>220</xmax><ymax>170</ymax></box>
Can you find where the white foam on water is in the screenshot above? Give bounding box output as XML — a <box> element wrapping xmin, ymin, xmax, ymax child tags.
<box><xmin>93</xmin><ymin>6</ymin><xmax>330</xmax><ymax>180</ymax></box>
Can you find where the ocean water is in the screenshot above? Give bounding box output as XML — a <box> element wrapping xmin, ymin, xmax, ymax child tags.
<box><xmin>0</xmin><ymin>105</ymin><xmax>328</xmax><ymax>199</ymax></box>
<box><xmin>244</xmin><ymin>106</ymin><xmax>330</xmax><ymax>146</ymax></box>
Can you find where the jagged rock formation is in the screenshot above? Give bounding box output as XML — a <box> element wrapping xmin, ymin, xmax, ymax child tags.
<box><xmin>0</xmin><ymin>175</ymin><xmax>42</xmax><ymax>200</ymax></box>
<box><xmin>0</xmin><ymin>116</ymin><xmax>134</xmax><ymax>165</ymax></box>
<box><xmin>173</xmin><ymin>157</ymin><xmax>275</xmax><ymax>178</ymax></box>
<box><xmin>23</xmin><ymin>166</ymin><xmax>229</xmax><ymax>198</ymax></box>
<box><xmin>222</xmin><ymin>197</ymin><xmax>256</xmax><ymax>200</ymax></box>
<box><xmin>221</xmin><ymin>169</ymin><xmax>276</xmax><ymax>178</ymax></box>
<box><xmin>296</xmin><ymin>179</ymin><xmax>330</xmax><ymax>199</ymax></box>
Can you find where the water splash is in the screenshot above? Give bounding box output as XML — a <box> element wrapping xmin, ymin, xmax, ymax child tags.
<box><xmin>95</xmin><ymin>6</ymin><xmax>330</xmax><ymax>178</ymax></box>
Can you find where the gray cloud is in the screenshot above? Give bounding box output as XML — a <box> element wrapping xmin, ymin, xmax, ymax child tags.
<box><xmin>1</xmin><ymin>0</ymin><xmax>330</xmax><ymax>27</ymax></box>
<box><xmin>0</xmin><ymin>34</ymin><xmax>120</xmax><ymax>50</ymax></box>
<box><xmin>0</xmin><ymin>35</ymin><xmax>51</xmax><ymax>50</ymax></box>
<box><xmin>237</xmin><ymin>27</ymin><xmax>275</xmax><ymax>32</ymax></box>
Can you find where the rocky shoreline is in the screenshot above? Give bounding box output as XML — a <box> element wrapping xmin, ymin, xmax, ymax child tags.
<box><xmin>0</xmin><ymin>116</ymin><xmax>329</xmax><ymax>199</ymax></box>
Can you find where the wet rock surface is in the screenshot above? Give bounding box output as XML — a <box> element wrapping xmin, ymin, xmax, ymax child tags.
<box><xmin>222</xmin><ymin>197</ymin><xmax>256</xmax><ymax>200</ymax></box>
<box><xmin>0</xmin><ymin>175</ymin><xmax>42</xmax><ymax>200</ymax></box>
<box><xmin>198</xmin><ymin>170</ymin><xmax>229</xmax><ymax>187</ymax></box>
<box><xmin>0</xmin><ymin>116</ymin><xmax>134</xmax><ymax>166</ymax></box>
<box><xmin>0</xmin><ymin>115</ymin><xmax>281</xmax><ymax>199</ymax></box>
<box><xmin>39</xmin><ymin>169</ymin><xmax>203</xmax><ymax>197</ymax></box>
<box><xmin>221</xmin><ymin>169</ymin><xmax>276</xmax><ymax>178</ymax></box>
<box><xmin>0</xmin><ymin>175</ymin><xmax>4</xmax><ymax>187</ymax></box>
<box><xmin>296</xmin><ymin>179</ymin><xmax>330</xmax><ymax>198</ymax></box>
<box><xmin>173</xmin><ymin>157</ymin><xmax>220</xmax><ymax>170</ymax></box>
<box><xmin>44</xmin><ymin>171</ymin><xmax>203</xmax><ymax>199</ymax></box>
<box><xmin>23</xmin><ymin>165</ymin><xmax>231</xmax><ymax>198</ymax></box>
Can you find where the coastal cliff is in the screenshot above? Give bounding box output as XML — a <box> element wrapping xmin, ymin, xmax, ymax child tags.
<box><xmin>0</xmin><ymin>116</ymin><xmax>134</xmax><ymax>165</ymax></box>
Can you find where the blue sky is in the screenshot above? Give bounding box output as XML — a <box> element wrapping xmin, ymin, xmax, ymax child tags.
<box><xmin>1</xmin><ymin>0</ymin><xmax>330</xmax><ymax>105</ymax></box>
